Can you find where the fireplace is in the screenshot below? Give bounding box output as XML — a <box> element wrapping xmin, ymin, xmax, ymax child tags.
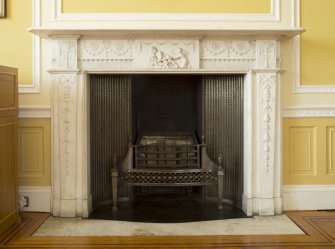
<box><xmin>29</xmin><ymin>28</ymin><xmax>303</xmax><ymax>217</ymax></box>
<box><xmin>89</xmin><ymin>74</ymin><xmax>244</xmax><ymax>210</ymax></box>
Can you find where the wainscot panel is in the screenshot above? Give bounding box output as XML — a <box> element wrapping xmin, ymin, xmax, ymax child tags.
<box><xmin>18</xmin><ymin>118</ymin><xmax>51</xmax><ymax>186</ymax></box>
<box><xmin>284</xmin><ymin>118</ymin><xmax>335</xmax><ymax>184</ymax></box>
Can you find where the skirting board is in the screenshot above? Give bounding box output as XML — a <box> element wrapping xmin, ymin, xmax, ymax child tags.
<box><xmin>283</xmin><ymin>185</ymin><xmax>335</xmax><ymax>211</ymax></box>
<box><xmin>19</xmin><ymin>186</ymin><xmax>51</xmax><ymax>212</ymax></box>
<box><xmin>17</xmin><ymin>185</ymin><xmax>335</xmax><ymax>213</ymax></box>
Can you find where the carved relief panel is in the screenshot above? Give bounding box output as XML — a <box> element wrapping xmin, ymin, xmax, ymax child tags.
<box><xmin>78</xmin><ymin>39</ymin><xmax>134</xmax><ymax>70</ymax></box>
<box><xmin>54</xmin><ymin>74</ymin><xmax>78</xmax><ymax>201</ymax></box>
<box><xmin>52</xmin><ymin>39</ymin><xmax>78</xmax><ymax>69</ymax></box>
<box><xmin>50</xmin><ymin>37</ymin><xmax>280</xmax><ymax>72</ymax></box>
<box><xmin>256</xmin><ymin>40</ymin><xmax>277</xmax><ymax>69</ymax></box>
<box><xmin>201</xmin><ymin>40</ymin><xmax>255</xmax><ymax>59</ymax></box>
<box><xmin>134</xmin><ymin>40</ymin><xmax>199</xmax><ymax>69</ymax></box>
<box><xmin>79</xmin><ymin>40</ymin><xmax>133</xmax><ymax>60</ymax></box>
<box><xmin>257</xmin><ymin>73</ymin><xmax>277</xmax><ymax>173</ymax></box>
<box><xmin>200</xmin><ymin>40</ymin><xmax>256</xmax><ymax>70</ymax></box>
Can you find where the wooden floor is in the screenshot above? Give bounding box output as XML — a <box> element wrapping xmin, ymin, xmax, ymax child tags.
<box><xmin>0</xmin><ymin>211</ymin><xmax>335</xmax><ymax>248</ymax></box>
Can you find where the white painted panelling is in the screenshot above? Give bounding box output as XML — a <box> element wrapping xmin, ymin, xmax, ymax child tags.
<box><xmin>283</xmin><ymin>185</ymin><xmax>335</xmax><ymax>210</ymax></box>
<box><xmin>19</xmin><ymin>186</ymin><xmax>51</xmax><ymax>212</ymax></box>
<box><xmin>283</xmin><ymin>107</ymin><xmax>335</xmax><ymax>117</ymax></box>
<box><xmin>19</xmin><ymin>107</ymin><xmax>51</xmax><ymax>118</ymax></box>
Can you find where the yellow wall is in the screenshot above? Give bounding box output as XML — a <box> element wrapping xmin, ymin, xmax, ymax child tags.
<box><xmin>62</xmin><ymin>0</ymin><xmax>271</xmax><ymax>14</ymax></box>
<box><xmin>2</xmin><ymin>0</ymin><xmax>333</xmax><ymax>189</ymax></box>
<box><xmin>0</xmin><ymin>0</ymin><xmax>33</xmax><ymax>85</ymax></box>
<box><xmin>283</xmin><ymin>0</ymin><xmax>335</xmax><ymax>186</ymax></box>
<box><xmin>284</xmin><ymin>118</ymin><xmax>335</xmax><ymax>185</ymax></box>
<box><xmin>19</xmin><ymin>119</ymin><xmax>51</xmax><ymax>186</ymax></box>
<box><xmin>300</xmin><ymin>0</ymin><xmax>335</xmax><ymax>85</ymax></box>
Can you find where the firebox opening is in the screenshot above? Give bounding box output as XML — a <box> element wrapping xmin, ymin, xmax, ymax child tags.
<box><xmin>89</xmin><ymin>74</ymin><xmax>244</xmax><ymax>221</ymax></box>
<box><xmin>131</xmin><ymin>75</ymin><xmax>202</xmax><ymax>141</ymax></box>
<box><xmin>131</xmin><ymin>75</ymin><xmax>203</xmax><ymax>196</ymax></box>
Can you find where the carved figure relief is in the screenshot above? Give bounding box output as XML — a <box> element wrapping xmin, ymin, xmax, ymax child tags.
<box><xmin>149</xmin><ymin>46</ymin><xmax>190</xmax><ymax>69</ymax></box>
<box><xmin>134</xmin><ymin>40</ymin><xmax>199</xmax><ymax>69</ymax></box>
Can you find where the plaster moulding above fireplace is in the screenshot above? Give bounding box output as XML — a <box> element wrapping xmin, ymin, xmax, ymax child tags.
<box><xmin>31</xmin><ymin>27</ymin><xmax>303</xmax><ymax>218</ymax></box>
<box><xmin>29</xmin><ymin>28</ymin><xmax>303</xmax><ymax>39</ymax></box>
<box><xmin>53</xmin><ymin>0</ymin><xmax>280</xmax><ymax>22</ymax></box>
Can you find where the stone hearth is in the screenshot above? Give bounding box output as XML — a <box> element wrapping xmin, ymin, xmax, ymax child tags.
<box><xmin>30</xmin><ymin>28</ymin><xmax>303</xmax><ymax>218</ymax></box>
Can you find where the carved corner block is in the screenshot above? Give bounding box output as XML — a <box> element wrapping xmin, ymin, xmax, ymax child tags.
<box><xmin>51</xmin><ymin>38</ymin><xmax>79</xmax><ymax>70</ymax></box>
<box><xmin>256</xmin><ymin>40</ymin><xmax>277</xmax><ymax>69</ymax></box>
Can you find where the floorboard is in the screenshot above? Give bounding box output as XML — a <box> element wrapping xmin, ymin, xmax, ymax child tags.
<box><xmin>0</xmin><ymin>211</ymin><xmax>334</xmax><ymax>248</ymax></box>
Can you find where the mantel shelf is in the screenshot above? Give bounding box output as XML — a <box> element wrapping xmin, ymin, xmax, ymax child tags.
<box><xmin>28</xmin><ymin>27</ymin><xmax>304</xmax><ymax>39</ymax></box>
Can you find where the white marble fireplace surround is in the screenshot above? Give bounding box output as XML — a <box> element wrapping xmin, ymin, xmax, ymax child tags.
<box><xmin>31</xmin><ymin>28</ymin><xmax>302</xmax><ymax>218</ymax></box>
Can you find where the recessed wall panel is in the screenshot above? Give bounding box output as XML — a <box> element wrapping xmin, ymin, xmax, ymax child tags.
<box><xmin>327</xmin><ymin>126</ymin><xmax>335</xmax><ymax>175</ymax></box>
<box><xmin>289</xmin><ymin>127</ymin><xmax>316</xmax><ymax>176</ymax></box>
<box><xmin>301</xmin><ymin>0</ymin><xmax>335</xmax><ymax>85</ymax></box>
<box><xmin>19</xmin><ymin>128</ymin><xmax>44</xmax><ymax>177</ymax></box>
<box><xmin>284</xmin><ymin>118</ymin><xmax>335</xmax><ymax>185</ymax></box>
<box><xmin>18</xmin><ymin>119</ymin><xmax>51</xmax><ymax>186</ymax></box>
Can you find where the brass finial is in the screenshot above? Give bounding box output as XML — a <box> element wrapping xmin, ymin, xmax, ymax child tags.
<box><xmin>218</xmin><ymin>150</ymin><xmax>223</xmax><ymax>170</ymax></box>
<box><xmin>201</xmin><ymin>134</ymin><xmax>205</xmax><ymax>144</ymax></box>
<box><xmin>112</xmin><ymin>155</ymin><xmax>118</xmax><ymax>170</ymax></box>
<box><xmin>128</xmin><ymin>135</ymin><xmax>132</xmax><ymax>146</ymax></box>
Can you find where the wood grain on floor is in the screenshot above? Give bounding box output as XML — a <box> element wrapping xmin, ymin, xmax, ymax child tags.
<box><xmin>0</xmin><ymin>211</ymin><xmax>334</xmax><ymax>248</ymax></box>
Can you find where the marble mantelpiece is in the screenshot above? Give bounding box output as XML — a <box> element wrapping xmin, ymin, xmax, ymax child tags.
<box><xmin>30</xmin><ymin>28</ymin><xmax>303</xmax><ymax>217</ymax></box>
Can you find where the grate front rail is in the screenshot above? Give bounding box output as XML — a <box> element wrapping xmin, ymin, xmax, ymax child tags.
<box><xmin>135</xmin><ymin>144</ymin><xmax>201</xmax><ymax>169</ymax></box>
<box><xmin>111</xmin><ymin>132</ymin><xmax>224</xmax><ymax>211</ymax></box>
